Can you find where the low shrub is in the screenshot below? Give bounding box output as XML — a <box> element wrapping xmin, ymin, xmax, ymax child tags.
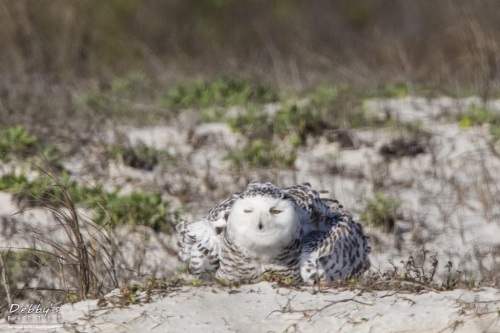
<box><xmin>0</xmin><ymin>172</ymin><xmax>178</xmax><ymax>233</ymax></box>
<box><xmin>156</xmin><ymin>78</ymin><xmax>278</xmax><ymax>110</ymax></box>
<box><xmin>360</xmin><ymin>192</ymin><xmax>401</xmax><ymax>233</ymax></box>
<box><xmin>223</xmin><ymin>139</ymin><xmax>296</xmax><ymax>170</ymax></box>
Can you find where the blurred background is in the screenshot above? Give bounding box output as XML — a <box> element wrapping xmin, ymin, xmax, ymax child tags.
<box><xmin>1</xmin><ymin>0</ymin><xmax>499</xmax><ymax>93</ymax></box>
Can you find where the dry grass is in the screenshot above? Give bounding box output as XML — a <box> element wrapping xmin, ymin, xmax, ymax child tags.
<box><xmin>0</xmin><ymin>1</ymin><xmax>500</xmax><ymax>92</ymax></box>
<box><xmin>0</xmin><ymin>161</ymin><xmax>178</xmax><ymax>311</ymax></box>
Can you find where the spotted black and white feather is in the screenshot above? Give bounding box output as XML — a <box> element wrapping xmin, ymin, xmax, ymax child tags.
<box><xmin>283</xmin><ymin>183</ymin><xmax>337</xmax><ymax>234</ymax></box>
<box><xmin>300</xmin><ymin>213</ymin><xmax>371</xmax><ymax>284</ymax></box>
<box><xmin>176</xmin><ymin>218</ymin><xmax>221</xmax><ymax>277</ymax></box>
<box><xmin>176</xmin><ymin>181</ymin><xmax>370</xmax><ymax>284</ymax></box>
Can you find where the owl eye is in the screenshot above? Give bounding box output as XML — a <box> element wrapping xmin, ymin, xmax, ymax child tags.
<box><xmin>270</xmin><ymin>209</ymin><xmax>282</xmax><ymax>214</ymax></box>
<box><xmin>244</xmin><ymin>209</ymin><xmax>253</xmax><ymax>213</ymax></box>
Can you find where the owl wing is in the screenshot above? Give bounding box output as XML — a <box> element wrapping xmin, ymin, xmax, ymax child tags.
<box><xmin>206</xmin><ymin>196</ymin><xmax>238</xmax><ymax>229</ymax></box>
<box><xmin>176</xmin><ymin>218</ymin><xmax>221</xmax><ymax>277</ymax></box>
<box><xmin>283</xmin><ymin>183</ymin><xmax>336</xmax><ymax>233</ymax></box>
<box><xmin>176</xmin><ymin>189</ymin><xmax>245</xmax><ymax>276</ymax></box>
<box><xmin>300</xmin><ymin>214</ymin><xmax>371</xmax><ymax>284</ymax></box>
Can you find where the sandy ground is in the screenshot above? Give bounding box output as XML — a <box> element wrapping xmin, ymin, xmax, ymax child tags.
<box><xmin>1</xmin><ymin>283</ymin><xmax>500</xmax><ymax>332</ymax></box>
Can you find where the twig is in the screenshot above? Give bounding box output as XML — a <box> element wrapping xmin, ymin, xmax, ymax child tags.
<box><xmin>307</xmin><ymin>295</ymin><xmax>373</xmax><ymax>318</ymax></box>
<box><xmin>85</xmin><ymin>305</ymin><xmax>131</xmax><ymax>314</ymax></box>
<box><xmin>363</xmin><ymin>280</ymin><xmax>440</xmax><ymax>293</ymax></box>
<box><xmin>267</xmin><ymin>293</ymin><xmax>373</xmax><ymax>320</ymax></box>
<box><xmin>0</xmin><ymin>250</ymin><xmax>13</xmax><ymax>305</ymax></box>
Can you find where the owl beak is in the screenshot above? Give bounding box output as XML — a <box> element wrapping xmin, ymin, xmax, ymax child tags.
<box><xmin>258</xmin><ymin>213</ymin><xmax>264</xmax><ymax>230</ymax></box>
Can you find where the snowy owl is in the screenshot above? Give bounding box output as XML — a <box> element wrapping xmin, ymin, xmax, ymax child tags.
<box><xmin>177</xmin><ymin>182</ymin><xmax>371</xmax><ymax>284</ymax></box>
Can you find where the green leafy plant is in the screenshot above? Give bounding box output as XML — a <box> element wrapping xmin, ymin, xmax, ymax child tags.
<box><xmin>1</xmin><ymin>249</ymin><xmax>49</xmax><ymax>280</ymax></box>
<box><xmin>223</xmin><ymin>139</ymin><xmax>296</xmax><ymax>170</ymax></box>
<box><xmin>0</xmin><ymin>125</ymin><xmax>38</xmax><ymax>162</ymax></box>
<box><xmin>490</xmin><ymin>124</ymin><xmax>500</xmax><ymax>141</ymax></box>
<box><xmin>76</xmin><ymin>92</ymin><xmax>111</xmax><ymax>113</ymax></box>
<box><xmin>376</xmin><ymin>83</ymin><xmax>409</xmax><ymax>98</ymax></box>
<box><xmin>191</xmin><ymin>280</ymin><xmax>202</xmax><ymax>287</ymax></box>
<box><xmin>75</xmin><ymin>90</ymin><xmax>158</xmax><ymax>125</ymax></box>
<box><xmin>300</xmin><ymin>84</ymin><xmax>385</xmax><ymax>131</ymax></box>
<box><xmin>0</xmin><ymin>172</ymin><xmax>178</xmax><ymax>233</ymax></box>
<box><xmin>111</xmin><ymin>71</ymin><xmax>151</xmax><ymax>97</ymax></box>
<box><xmin>360</xmin><ymin>192</ymin><xmax>401</xmax><ymax>233</ymax></box>
<box><xmin>458</xmin><ymin>104</ymin><xmax>500</xmax><ymax>143</ymax></box>
<box><xmin>156</xmin><ymin>77</ymin><xmax>277</xmax><ymax>109</ymax></box>
<box><xmin>309</xmin><ymin>84</ymin><xmax>341</xmax><ymax>105</ymax></box>
<box><xmin>94</xmin><ymin>189</ymin><xmax>177</xmax><ymax>233</ymax></box>
<box><xmin>225</xmin><ymin>85</ymin><xmax>384</xmax><ymax>147</ymax></box>
<box><xmin>201</xmin><ymin>108</ymin><xmax>227</xmax><ymax>122</ymax></box>
<box><xmin>0</xmin><ymin>249</ymin><xmax>52</xmax><ymax>301</ymax></box>
<box><xmin>226</xmin><ymin>107</ymin><xmax>274</xmax><ymax>140</ymax></box>
<box><xmin>226</xmin><ymin>96</ymin><xmax>319</xmax><ymax>142</ymax></box>
<box><xmin>399</xmin><ymin>120</ymin><xmax>423</xmax><ymax>136</ymax></box>
<box><xmin>459</xmin><ymin>104</ymin><xmax>500</xmax><ymax>128</ymax></box>
<box><xmin>31</xmin><ymin>143</ymin><xmax>64</xmax><ymax>171</ymax></box>
<box><xmin>0</xmin><ymin>126</ymin><xmax>63</xmax><ymax>169</ymax></box>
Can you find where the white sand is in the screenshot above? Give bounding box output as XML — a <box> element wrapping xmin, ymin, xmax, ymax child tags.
<box><xmin>2</xmin><ymin>283</ymin><xmax>499</xmax><ymax>332</ymax></box>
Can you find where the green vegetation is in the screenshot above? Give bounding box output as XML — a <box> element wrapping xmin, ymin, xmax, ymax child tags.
<box><xmin>156</xmin><ymin>78</ymin><xmax>278</xmax><ymax>110</ymax></box>
<box><xmin>223</xmin><ymin>139</ymin><xmax>296</xmax><ymax>170</ymax></box>
<box><xmin>71</xmin><ymin>74</ymin><xmax>429</xmax><ymax>130</ymax></box>
<box><xmin>0</xmin><ymin>172</ymin><xmax>178</xmax><ymax>233</ymax></box>
<box><xmin>0</xmin><ymin>125</ymin><xmax>38</xmax><ymax>162</ymax></box>
<box><xmin>201</xmin><ymin>108</ymin><xmax>227</xmax><ymax>122</ymax></box>
<box><xmin>375</xmin><ymin>83</ymin><xmax>409</xmax><ymax>98</ymax></box>
<box><xmin>360</xmin><ymin>192</ymin><xmax>401</xmax><ymax>233</ymax></box>
<box><xmin>221</xmin><ymin>84</ymin><xmax>391</xmax><ymax>170</ymax></box>
<box><xmin>111</xmin><ymin>71</ymin><xmax>151</xmax><ymax>97</ymax></box>
<box><xmin>0</xmin><ymin>126</ymin><xmax>63</xmax><ymax>169</ymax></box>
<box><xmin>95</xmin><ymin>189</ymin><xmax>176</xmax><ymax>233</ymax></box>
<box><xmin>0</xmin><ymin>249</ymin><xmax>51</xmax><ymax>300</ymax></box>
<box><xmin>306</xmin><ymin>85</ymin><xmax>386</xmax><ymax>128</ymax></box>
<box><xmin>490</xmin><ymin>124</ymin><xmax>500</xmax><ymax>141</ymax></box>
<box><xmin>397</xmin><ymin>119</ymin><xmax>423</xmax><ymax>136</ymax></box>
<box><xmin>353</xmin><ymin>83</ymin><xmax>433</xmax><ymax>99</ymax></box>
<box><xmin>459</xmin><ymin>104</ymin><xmax>500</xmax><ymax>127</ymax></box>
<box><xmin>0</xmin><ymin>249</ymin><xmax>49</xmax><ymax>277</ymax></box>
<box><xmin>226</xmin><ymin>107</ymin><xmax>275</xmax><ymax>140</ymax></box>
<box><xmin>74</xmin><ymin>76</ymin><xmax>277</xmax><ymax>125</ymax></box>
<box><xmin>76</xmin><ymin>92</ymin><xmax>144</xmax><ymax>124</ymax></box>
<box><xmin>77</xmin><ymin>92</ymin><xmax>110</xmax><ymax>113</ymax></box>
<box><xmin>459</xmin><ymin>104</ymin><xmax>500</xmax><ymax>141</ymax></box>
<box><xmin>226</xmin><ymin>85</ymin><xmax>385</xmax><ymax>147</ymax></box>
<box><xmin>0</xmin><ymin>126</ymin><xmax>177</xmax><ymax>233</ymax></box>
<box><xmin>75</xmin><ymin>71</ymin><xmax>161</xmax><ymax>125</ymax></box>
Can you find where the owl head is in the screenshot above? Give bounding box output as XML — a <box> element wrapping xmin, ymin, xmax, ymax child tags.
<box><xmin>226</xmin><ymin>182</ymin><xmax>301</xmax><ymax>259</ymax></box>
